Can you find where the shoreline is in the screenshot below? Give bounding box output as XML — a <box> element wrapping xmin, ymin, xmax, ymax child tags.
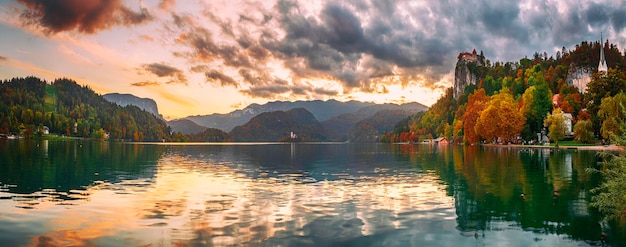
<box><xmin>481</xmin><ymin>143</ymin><xmax>623</xmax><ymax>152</ymax></box>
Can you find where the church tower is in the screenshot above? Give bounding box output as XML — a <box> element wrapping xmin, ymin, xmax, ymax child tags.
<box><xmin>598</xmin><ymin>33</ymin><xmax>608</xmax><ymax>73</ymax></box>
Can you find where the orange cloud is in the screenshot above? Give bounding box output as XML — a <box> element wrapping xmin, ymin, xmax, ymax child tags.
<box><xmin>131</xmin><ymin>81</ymin><xmax>160</xmax><ymax>87</ymax></box>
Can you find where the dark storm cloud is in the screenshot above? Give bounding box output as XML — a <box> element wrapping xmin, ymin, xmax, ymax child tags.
<box><xmin>140</xmin><ymin>63</ymin><xmax>187</xmax><ymax>85</ymax></box>
<box><xmin>240</xmin><ymin>85</ymin><xmax>291</xmax><ymax>98</ymax></box>
<box><xmin>586</xmin><ymin>1</ymin><xmax>626</xmax><ymax>34</ymax></box>
<box><xmin>585</xmin><ymin>3</ymin><xmax>609</xmax><ymax>26</ymax></box>
<box><xmin>240</xmin><ymin>79</ymin><xmax>325</xmax><ymax>98</ymax></box>
<box><xmin>478</xmin><ymin>2</ymin><xmax>528</xmax><ymax>42</ymax></box>
<box><xmin>265</xmin><ymin>0</ymin><xmax>473</xmax><ymax>91</ymax></box>
<box><xmin>169</xmin><ymin>0</ymin><xmax>626</xmax><ymax>99</ymax></box>
<box><xmin>205</xmin><ymin>70</ymin><xmax>238</xmax><ymax>87</ymax></box>
<box><xmin>238</xmin><ymin>68</ymin><xmax>269</xmax><ymax>85</ymax></box>
<box><xmin>314</xmin><ymin>87</ymin><xmax>339</xmax><ymax>96</ymax></box>
<box><xmin>16</xmin><ymin>0</ymin><xmax>153</xmax><ymax>34</ymax></box>
<box><xmin>611</xmin><ymin>9</ymin><xmax>626</xmax><ymax>33</ymax></box>
<box><xmin>142</xmin><ymin>63</ymin><xmax>179</xmax><ymax>77</ymax></box>
<box><xmin>262</xmin><ymin>1</ymin><xmax>367</xmax><ymax>88</ymax></box>
<box><xmin>0</xmin><ymin>56</ymin><xmax>7</xmax><ymax>61</ymax></box>
<box><xmin>175</xmin><ymin>23</ymin><xmax>254</xmax><ymax>68</ymax></box>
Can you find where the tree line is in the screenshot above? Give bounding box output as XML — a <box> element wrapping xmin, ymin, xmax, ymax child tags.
<box><xmin>0</xmin><ymin>77</ymin><xmax>172</xmax><ymax>141</ymax></box>
<box><xmin>383</xmin><ymin>40</ymin><xmax>626</xmax><ymax>145</ymax></box>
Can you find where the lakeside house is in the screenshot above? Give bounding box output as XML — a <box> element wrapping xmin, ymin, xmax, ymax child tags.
<box><xmin>433</xmin><ymin>137</ymin><xmax>449</xmax><ymax>144</ymax></box>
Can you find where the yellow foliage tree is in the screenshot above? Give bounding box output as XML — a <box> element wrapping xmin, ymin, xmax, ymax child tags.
<box><xmin>598</xmin><ymin>93</ymin><xmax>626</xmax><ymax>142</ymax></box>
<box><xmin>544</xmin><ymin>108</ymin><xmax>566</xmax><ymax>147</ymax></box>
<box><xmin>475</xmin><ymin>89</ymin><xmax>525</xmax><ymax>143</ymax></box>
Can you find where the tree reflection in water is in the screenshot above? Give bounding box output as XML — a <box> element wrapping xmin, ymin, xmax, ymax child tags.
<box><xmin>0</xmin><ymin>141</ymin><xmax>624</xmax><ymax>246</ymax></box>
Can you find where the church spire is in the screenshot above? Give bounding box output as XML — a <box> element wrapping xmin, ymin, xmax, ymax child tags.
<box><xmin>598</xmin><ymin>32</ymin><xmax>608</xmax><ymax>73</ymax></box>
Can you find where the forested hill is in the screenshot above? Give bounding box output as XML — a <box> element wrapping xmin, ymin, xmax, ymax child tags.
<box><xmin>0</xmin><ymin>77</ymin><xmax>171</xmax><ymax>141</ymax></box>
<box><xmin>384</xmin><ymin>40</ymin><xmax>626</xmax><ymax>144</ymax></box>
<box><xmin>229</xmin><ymin>108</ymin><xmax>328</xmax><ymax>142</ymax></box>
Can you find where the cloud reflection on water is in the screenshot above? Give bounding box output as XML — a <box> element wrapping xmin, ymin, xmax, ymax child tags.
<box><xmin>0</xmin><ymin>142</ymin><xmax>617</xmax><ymax>246</ymax></box>
<box><xmin>16</xmin><ymin>148</ymin><xmax>454</xmax><ymax>246</ymax></box>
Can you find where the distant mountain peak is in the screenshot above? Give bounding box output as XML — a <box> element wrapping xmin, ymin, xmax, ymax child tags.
<box><xmin>103</xmin><ymin>93</ymin><xmax>162</xmax><ymax>119</ymax></box>
<box><xmin>229</xmin><ymin>108</ymin><xmax>328</xmax><ymax>142</ymax></box>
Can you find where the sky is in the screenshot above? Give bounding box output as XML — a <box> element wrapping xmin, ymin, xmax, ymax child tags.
<box><xmin>0</xmin><ymin>0</ymin><xmax>626</xmax><ymax>119</ymax></box>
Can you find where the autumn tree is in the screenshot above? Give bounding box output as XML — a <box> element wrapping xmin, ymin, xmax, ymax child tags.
<box><xmin>573</xmin><ymin>120</ymin><xmax>594</xmax><ymax>144</ymax></box>
<box><xmin>598</xmin><ymin>93</ymin><xmax>626</xmax><ymax>142</ymax></box>
<box><xmin>462</xmin><ymin>89</ymin><xmax>489</xmax><ymax>144</ymax></box>
<box><xmin>475</xmin><ymin>89</ymin><xmax>525</xmax><ymax>143</ymax></box>
<box><xmin>452</xmin><ymin>119</ymin><xmax>463</xmax><ymax>141</ymax></box>
<box><xmin>544</xmin><ymin>108</ymin><xmax>566</xmax><ymax>147</ymax></box>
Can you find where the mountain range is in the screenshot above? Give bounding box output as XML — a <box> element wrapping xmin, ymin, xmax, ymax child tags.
<box><xmin>177</xmin><ymin>100</ymin><xmax>427</xmax><ymax>142</ymax></box>
<box><xmin>184</xmin><ymin>100</ymin><xmax>374</xmax><ymax>132</ymax></box>
<box><xmin>103</xmin><ymin>93</ymin><xmax>428</xmax><ymax>142</ymax></box>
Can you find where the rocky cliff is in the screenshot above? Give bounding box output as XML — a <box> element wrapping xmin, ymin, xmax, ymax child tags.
<box><xmin>454</xmin><ymin>50</ymin><xmax>485</xmax><ymax>99</ymax></box>
<box><xmin>565</xmin><ymin>64</ymin><xmax>593</xmax><ymax>93</ymax></box>
<box><xmin>103</xmin><ymin>93</ymin><xmax>162</xmax><ymax>119</ymax></box>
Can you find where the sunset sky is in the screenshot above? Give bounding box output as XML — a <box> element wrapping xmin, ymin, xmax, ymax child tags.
<box><xmin>1</xmin><ymin>0</ymin><xmax>625</xmax><ymax>119</ymax></box>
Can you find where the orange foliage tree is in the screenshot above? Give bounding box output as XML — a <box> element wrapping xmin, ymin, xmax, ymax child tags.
<box><xmin>462</xmin><ymin>89</ymin><xmax>489</xmax><ymax>144</ymax></box>
<box><xmin>475</xmin><ymin>89</ymin><xmax>526</xmax><ymax>143</ymax></box>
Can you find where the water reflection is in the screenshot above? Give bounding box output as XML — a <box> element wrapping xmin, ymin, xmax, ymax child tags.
<box><xmin>0</xmin><ymin>141</ymin><xmax>624</xmax><ymax>246</ymax></box>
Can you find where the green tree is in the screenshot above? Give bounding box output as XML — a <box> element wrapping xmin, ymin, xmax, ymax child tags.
<box><xmin>589</xmin><ymin>131</ymin><xmax>626</xmax><ymax>220</ymax></box>
<box><xmin>544</xmin><ymin>108</ymin><xmax>566</xmax><ymax>147</ymax></box>
<box><xmin>482</xmin><ymin>75</ymin><xmax>501</xmax><ymax>95</ymax></box>
<box><xmin>92</xmin><ymin>128</ymin><xmax>107</xmax><ymax>140</ymax></box>
<box><xmin>573</xmin><ymin>120</ymin><xmax>594</xmax><ymax>144</ymax></box>
<box><xmin>598</xmin><ymin>93</ymin><xmax>626</xmax><ymax>142</ymax></box>
<box><xmin>521</xmin><ymin>82</ymin><xmax>553</xmax><ymax>140</ymax></box>
<box><xmin>586</xmin><ymin>68</ymin><xmax>626</xmax><ymax>135</ymax></box>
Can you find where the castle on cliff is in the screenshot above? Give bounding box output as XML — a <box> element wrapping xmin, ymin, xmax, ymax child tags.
<box><xmin>454</xmin><ymin>36</ymin><xmax>608</xmax><ymax>98</ymax></box>
<box><xmin>453</xmin><ymin>49</ymin><xmax>485</xmax><ymax>99</ymax></box>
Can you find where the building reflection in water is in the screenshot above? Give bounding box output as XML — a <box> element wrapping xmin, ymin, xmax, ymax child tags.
<box><xmin>0</xmin><ymin>142</ymin><xmax>623</xmax><ymax>246</ymax></box>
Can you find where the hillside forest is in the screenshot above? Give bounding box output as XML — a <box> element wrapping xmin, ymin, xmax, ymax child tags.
<box><xmin>382</xmin><ymin>40</ymin><xmax>626</xmax><ymax>145</ymax></box>
<box><xmin>3</xmin><ymin>40</ymin><xmax>626</xmax><ymax>145</ymax></box>
<box><xmin>0</xmin><ymin>77</ymin><xmax>174</xmax><ymax>141</ymax></box>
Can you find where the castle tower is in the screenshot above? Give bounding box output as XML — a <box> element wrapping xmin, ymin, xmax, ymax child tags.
<box><xmin>598</xmin><ymin>33</ymin><xmax>608</xmax><ymax>73</ymax></box>
<box><xmin>453</xmin><ymin>49</ymin><xmax>485</xmax><ymax>98</ymax></box>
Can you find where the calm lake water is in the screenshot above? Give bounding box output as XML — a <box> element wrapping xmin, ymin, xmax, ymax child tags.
<box><xmin>0</xmin><ymin>140</ymin><xmax>624</xmax><ymax>246</ymax></box>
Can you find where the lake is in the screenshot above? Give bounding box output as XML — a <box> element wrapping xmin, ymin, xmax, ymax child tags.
<box><xmin>0</xmin><ymin>140</ymin><xmax>624</xmax><ymax>246</ymax></box>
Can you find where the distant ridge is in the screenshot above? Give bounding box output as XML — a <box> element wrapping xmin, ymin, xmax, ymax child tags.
<box><xmin>322</xmin><ymin>102</ymin><xmax>427</xmax><ymax>141</ymax></box>
<box><xmin>180</xmin><ymin>100</ymin><xmax>428</xmax><ymax>134</ymax></box>
<box><xmin>229</xmin><ymin>108</ymin><xmax>328</xmax><ymax>142</ymax></box>
<box><xmin>103</xmin><ymin>93</ymin><xmax>163</xmax><ymax>119</ymax></box>
<box><xmin>167</xmin><ymin>118</ymin><xmax>207</xmax><ymax>135</ymax></box>
<box><xmin>185</xmin><ymin>100</ymin><xmax>373</xmax><ymax>132</ymax></box>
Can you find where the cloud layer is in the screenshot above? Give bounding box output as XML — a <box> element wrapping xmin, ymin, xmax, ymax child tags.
<box><xmin>13</xmin><ymin>0</ymin><xmax>626</xmax><ymax>101</ymax></box>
